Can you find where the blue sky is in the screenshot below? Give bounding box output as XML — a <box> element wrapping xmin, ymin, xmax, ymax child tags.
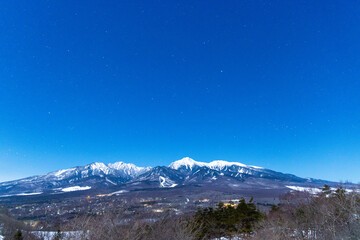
<box><xmin>1</xmin><ymin>1</ymin><xmax>360</xmax><ymax>183</ymax></box>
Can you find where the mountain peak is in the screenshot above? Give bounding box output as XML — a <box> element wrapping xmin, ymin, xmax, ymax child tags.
<box><xmin>108</xmin><ymin>161</ymin><xmax>131</xmax><ymax>169</ymax></box>
<box><xmin>169</xmin><ymin>157</ymin><xmax>206</xmax><ymax>170</ymax></box>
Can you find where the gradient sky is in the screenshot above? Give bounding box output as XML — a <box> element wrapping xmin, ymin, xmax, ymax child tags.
<box><xmin>1</xmin><ymin>1</ymin><xmax>360</xmax><ymax>183</ymax></box>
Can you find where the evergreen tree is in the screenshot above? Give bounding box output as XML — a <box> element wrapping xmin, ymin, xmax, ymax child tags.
<box><xmin>14</xmin><ymin>230</ymin><xmax>23</xmax><ymax>240</ymax></box>
<box><xmin>52</xmin><ymin>229</ymin><xmax>63</xmax><ymax>240</ymax></box>
<box><xmin>193</xmin><ymin>198</ymin><xmax>264</xmax><ymax>239</ymax></box>
<box><xmin>322</xmin><ymin>184</ymin><xmax>332</xmax><ymax>195</ymax></box>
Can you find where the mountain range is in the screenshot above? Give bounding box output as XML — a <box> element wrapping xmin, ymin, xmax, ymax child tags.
<box><xmin>0</xmin><ymin>157</ymin><xmax>338</xmax><ymax>198</ymax></box>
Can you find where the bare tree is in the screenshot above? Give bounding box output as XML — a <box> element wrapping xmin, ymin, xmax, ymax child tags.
<box><xmin>252</xmin><ymin>186</ymin><xmax>360</xmax><ymax>240</ymax></box>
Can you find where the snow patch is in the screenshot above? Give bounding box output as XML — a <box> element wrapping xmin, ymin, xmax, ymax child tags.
<box><xmin>286</xmin><ymin>186</ymin><xmax>322</xmax><ymax>194</ymax></box>
<box><xmin>32</xmin><ymin>231</ymin><xmax>87</xmax><ymax>240</ymax></box>
<box><xmin>0</xmin><ymin>192</ymin><xmax>43</xmax><ymax>197</ymax></box>
<box><xmin>17</xmin><ymin>192</ymin><xmax>43</xmax><ymax>196</ymax></box>
<box><xmin>159</xmin><ymin>176</ymin><xmax>177</xmax><ymax>188</ymax></box>
<box><xmin>105</xmin><ymin>178</ymin><xmax>116</xmax><ymax>185</ymax></box>
<box><xmin>109</xmin><ymin>190</ymin><xmax>128</xmax><ymax>195</ymax></box>
<box><xmin>61</xmin><ymin>186</ymin><xmax>91</xmax><ymax>192</ymax></box>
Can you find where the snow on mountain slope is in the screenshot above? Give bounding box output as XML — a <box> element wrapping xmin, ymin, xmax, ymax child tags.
<box><xmin>108</xmin><ymin>162</ymin><xmax>151</xmax><ymax>176</ymax></box>
<box><xmin>89</xmin><ymin>162</ymin><xmax>110</xmax><ymax>174</ymax></box>
<box><xmin>169</xmin><ymin>157</ymin><xmax>207</xmax><ymax>170</ymax></box>
<box><xmin>169</xmin><ymin>157</ymin><xmax>263</xmax><ymax>171</ymax></box>
<box><xmin>207</xmin><ymin>160</ymin><xmax>247</xmax><ymax>170</ymax></box>
<box><xmin>159</xmin><ymin>176</ymin><xmax>178</xmax><ymax>188</ymax></box>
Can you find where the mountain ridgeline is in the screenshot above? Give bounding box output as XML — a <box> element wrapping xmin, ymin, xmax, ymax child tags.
<box><xmin>0</xmin><ymin>157</ymin><xmax>335</xmax><ymax>197</ymax></box>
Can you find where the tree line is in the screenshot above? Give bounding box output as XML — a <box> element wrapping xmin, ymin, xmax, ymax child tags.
<box><xmin>1</xmin><ymin>185</ymin><xmax>359</xmax><ymax>240</ymax></box>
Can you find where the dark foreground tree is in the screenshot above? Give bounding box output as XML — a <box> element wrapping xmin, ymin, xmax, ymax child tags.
<box><xmin>14</xmin><ymin>230</ymin><xmax>23</xmax><ymax>240</ymax></box>
<box><xmin>52</xmin><ymin>229</ymin><xmax>63</xmax><ymax>240</ymax></box>
<box><xmin>193</xmin><ymin>198</ymin><xmax>264</xmax><ymax>239</ymax></box>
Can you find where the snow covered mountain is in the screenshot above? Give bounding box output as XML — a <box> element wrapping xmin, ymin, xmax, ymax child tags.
<box><xmin>168</xmin><ymin>157</ymin><xmax>309</xmax><ymax>183</ymax></box>
<box><xmin>48</xmin><ymin>161</ymin><xmax>151</xmax><ymax>181</ymax></box>
<box><xmin>0</xmin><ymin>162</ymin><xmax>151</xmax><ymax>196</ymax></box>
<box><xmin>0</xmin><ymin>157</ymin><xmax>335</xmax><ymax>197</ymax></box>
<box><xmin>169</xmin><ymin>157</ymin><xmax>261</xmax><ymax>170</ymax></box>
